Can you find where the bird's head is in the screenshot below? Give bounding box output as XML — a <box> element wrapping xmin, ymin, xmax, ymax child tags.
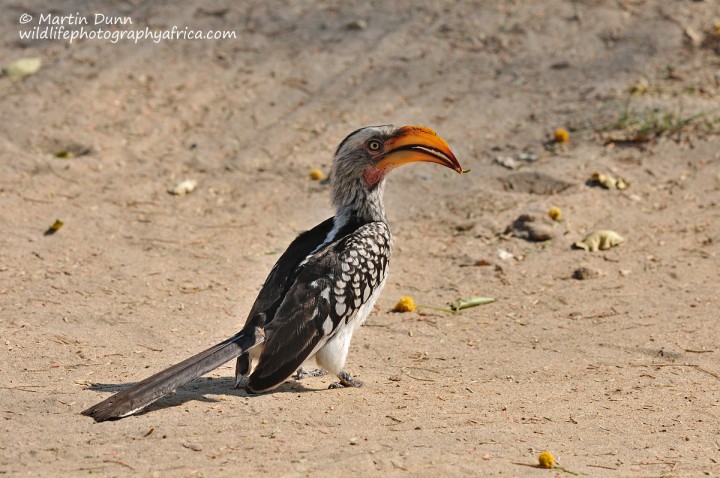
<box><xmin>330</xmin><ymin>125</ymin><xmax>463</xmax><ymax>218</ymax></box>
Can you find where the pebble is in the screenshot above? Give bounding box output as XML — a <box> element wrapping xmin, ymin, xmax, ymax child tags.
<box><xmin>572</xmin><ymin>267</ymin><xmax>599</xmax><ymax>280</ymax></box>
<box><xmin>505</xmin><ymin>213</ymin><xmax>554</xmax><ymax>242</ymax></box>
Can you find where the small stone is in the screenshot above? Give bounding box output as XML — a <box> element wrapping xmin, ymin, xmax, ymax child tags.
<box><xmin>346</xmin><ymin>20</ymin><xmax>367</xmax><ymax>30</ymax></box>
<box><xmin>517</xmin><ymin>152</ymin><xmax>538</xmax><ymax>163</ymax></box>
<box><xmin>169</xmin><ymin>179</ymin><xmax>198</xmax><ymax>196</ymax></box>
<box><xmin>495</xmin><ymin>156</ymin><xmax>520</xmax><ymax>170</ymax></box>
<box><xmin>628</xmin><ymin>78</ymin><xmax>650</xmax><ymax>94</ymax></box>
<box><xmin>572</xmin><ymin>267</ymin><xmax>599</xmax><ymax>280</ymax></box>
<box><xmin>349</xmin><ymin>437</ymin><xmax>359</xmax><ymax>445</ymax></box>
<box><xmin>497</xmin><ymin>249</ymin><xmax>514</xmax><ymax>261</ymax></box>
<box><xmin>505</xmin><ymin>213</ymin><xmax>554</xmax><ymax>242</ymax></box>
<box><xmin>684</xmin><ymin>26</ymin><xmax>704</xmax><ymax>47</ymax></box>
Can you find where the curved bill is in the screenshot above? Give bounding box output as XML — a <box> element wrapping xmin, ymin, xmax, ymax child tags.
<box><xmin>378</xmin><ymin>126</ymin><xmax>464</xmax><ymax>173</ymax></box>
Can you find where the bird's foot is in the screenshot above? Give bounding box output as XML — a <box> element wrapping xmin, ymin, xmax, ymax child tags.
<box><xmin>234</xmin><ymin>375</ymin><xmax>249</xmax><ymax>389</ymax></box>
<box><xmin>293</xmin><ymin>367</ymin><xmax>327</xmax><ymax>380</ymax></box>
<box><xmin>329</xmin><ymin>370</ymin><xmax>362</xmax><ymax>389</ymax></box>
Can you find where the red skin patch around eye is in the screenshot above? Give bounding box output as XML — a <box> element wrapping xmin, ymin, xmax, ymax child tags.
<box><xmin>363</xmin><ymin>166</ymin><xmax>388</xmax><ymax>189</ymax></box>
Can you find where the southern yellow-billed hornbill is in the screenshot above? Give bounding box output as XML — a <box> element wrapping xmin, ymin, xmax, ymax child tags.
<box><xmin>82</xmin><ymin>125</ymin><xmax>463</xmax><ymax>421</ymax></box>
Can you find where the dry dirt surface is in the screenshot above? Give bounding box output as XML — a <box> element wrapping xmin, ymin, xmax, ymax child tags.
<box><xmin>2</xmin><ymin>1</ymin><xmax>720</xmax><ymax>476</ymax></box>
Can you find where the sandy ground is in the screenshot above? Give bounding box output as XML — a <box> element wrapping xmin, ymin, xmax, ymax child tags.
<box><xmin>2</xmin><ymin>1</ymin><xmax>720</xmax><ymax>476</ymax></box>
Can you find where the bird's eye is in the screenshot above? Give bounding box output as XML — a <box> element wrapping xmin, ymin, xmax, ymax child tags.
<box><xmin>367</xmin><ymin>139</ymin><xmax>383</xmax><ymax>152</ymax></box>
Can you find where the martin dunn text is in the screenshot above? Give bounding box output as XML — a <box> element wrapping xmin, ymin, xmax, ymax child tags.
<box><xmin>38</xmin><ymin>13</ymin><xmax>133</xmax><ymax>26</ymax></box>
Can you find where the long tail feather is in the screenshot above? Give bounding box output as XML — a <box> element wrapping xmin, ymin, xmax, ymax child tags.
<box><xmin>82</xmin><ymin>329</ymin><xmax>263</xmax><ymax>422</ymax></box>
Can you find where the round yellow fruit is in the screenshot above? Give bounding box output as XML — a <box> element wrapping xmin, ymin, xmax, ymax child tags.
<box><xmin>553</xmin><ymin>128</ymin><xmax>570</xmax><ymax>143</ymax></box>
<box><xmin>538</xmin><ymin>450</ymin><xmax>555</xmax><ymax>469</ymax></box>
<box><xmin>309</xmin><ymin>168</ymin><xmax>326</xmax><ymax>181</ymax></box>
<box><xmin>393</xmin><ymin>296</ymin><xmax>416</xmax><ymax>313</ymax></box>
<box><xmin>548</xmin><ymin>206</ymin><xmax>562</xmax><ymax>221</ymax></box>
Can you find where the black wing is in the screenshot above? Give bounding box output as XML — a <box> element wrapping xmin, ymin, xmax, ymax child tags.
<box><xmin>247</xmin><ymin>221</ymin><xmax>391</xmax><ymax>392</ymax></box>
<box><xmin>242</xmin><ymin>216</ymin><xmax>335</xmax><ymax>329</ymax></box>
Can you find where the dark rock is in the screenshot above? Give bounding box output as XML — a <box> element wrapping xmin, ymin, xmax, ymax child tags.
<box><xmin>504</xmin><ymin>213</ymin><xmax>554</xmax><ymax>241</ymax></box>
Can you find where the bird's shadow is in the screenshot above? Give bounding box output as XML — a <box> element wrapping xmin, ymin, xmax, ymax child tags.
<box><xmin>84</xmin><ymin>376</ymin><xmax>321</xmax><ymax>417</ymax></box>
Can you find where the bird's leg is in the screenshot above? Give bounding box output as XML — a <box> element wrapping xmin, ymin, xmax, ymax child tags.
<box><xmin>234</xmin><ymin>354</ymin><xmax>251</xmax><ymax>389</ymax></box>
<box><xmin>293</xmin><ymin>367</ymin><xmax>327</xmax><ymax>380</ymax></box>
<box><xmin>329</xmin><ymin>370</ymin><xmax>362</xmax><ymax>389</ymax></box>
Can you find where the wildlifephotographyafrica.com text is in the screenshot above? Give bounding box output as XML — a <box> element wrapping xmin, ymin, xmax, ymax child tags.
<box><xmin>17</xmin><ymin>12</ymin><xmax>236</xmax><ymax>44</ymax></box>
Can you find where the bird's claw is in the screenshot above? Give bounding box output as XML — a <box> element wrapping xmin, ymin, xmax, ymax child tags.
<box><xmin>329</xmin><ymin>371</ymin><xmax>362</xmax><ymax>389</ymax></box>
<box><xmin>293</xmin><ymin>367</ymin><xmax>327</xmax><ymax>380</ymax></box>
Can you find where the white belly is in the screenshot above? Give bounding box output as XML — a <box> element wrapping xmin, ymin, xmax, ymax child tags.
<box><xmin>313</xmin><ymin>277</ymin><xmax>386</xmax><ymax>374</ymax></box>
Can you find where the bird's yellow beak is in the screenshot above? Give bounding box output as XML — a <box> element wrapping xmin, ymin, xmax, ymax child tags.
<box><xmin>378</xmin><ymin>126</ymin><xmax>464</xmax><ymax>174</ymax></box>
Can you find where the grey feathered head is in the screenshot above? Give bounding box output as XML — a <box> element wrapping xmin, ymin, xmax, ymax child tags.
<box><xmin>329</xmin><ymin>125</ymin><xmax>463</xmax><ymax>220</ymax></box>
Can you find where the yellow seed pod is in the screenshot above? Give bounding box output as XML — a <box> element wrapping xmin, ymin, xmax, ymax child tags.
<box><xmin>548</xmin><ymin>206</ymin><xmax>562</xmax><ymax>221</ymax></box>
<box><xmin>309</xmin><ymin>168</ymin><xmax>326</xmax><ymax>181</ymax></box>
<box><xmin>393</xmin><ymin>296</ymin><xmax>416</xmax><ymax>312</ymax></box>
<box><xmin>553</xmin><ymin>128</ymin><xmax>570</xmax><ymax>143</ymax></box>
<box><xmin>538</xmin><ymin>450</ymin><xmax>555</xmax><ymax>469</ymax></box>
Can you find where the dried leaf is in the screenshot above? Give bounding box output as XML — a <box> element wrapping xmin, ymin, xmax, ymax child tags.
<box><xmin>450</xmin><ymin>296</ymin><xmax>496</xmax><ymax>311</ymax></box>
<box><xmin>590</xmin><ymin>172</ymin><xmax>629</xmax><ymax>190</ymax></box>
<box><xmin>182</xmin><ymin>442</ymin><xmax>203</xmax><ymax>451</ymax></box>
<box><xmin>573</xmin><ymin>230</ymin><xmax>624</xmax><ymax>252</ymax></box>
<box><xmin>3</xmin><ymin>57</ymin><xmax>42</xmax><ymax>77</ymax></box>
<box><xmin>44</xmin><ymin>219</ymin><xmax>64</xmax><ymax>236</ymax></box>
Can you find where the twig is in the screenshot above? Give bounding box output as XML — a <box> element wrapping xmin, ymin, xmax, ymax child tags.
<box><xmin>633</xmin><ymin>460</ymin><xmax>676</xmax><ymax>467</ymax></box>
<box><xmin>102</xmin><ymin>459</ymin><xmax>135</xmax><ymax>471</ymax></box>
<box><xmin>138</xmin><ymin>344</ymin><xmax>164</xmax><ymax>352</ymax></box>
<box><xmin>582</xmin><ymin>309</ymin><xmax>620</xmax><ymax>320</ymax></box>
<box><xmin>416</xmin><ymin>304</ymin><xmax>459</xmax><ymax>314</ymax></box>
<box><xmin>390</xmin><ymin>460</ymin><xmax>408</xmax><ymax>471</ymax></box>
<box><xmin>0</xmin><ymin>386</ymin><xmax>41</xmax><ymax>392</ymax></box>
<box><xmin>511</xmin><ymin>462</ymin><xmax>582</xmax><ymax>475</ymax></box>
<box><xmin>22</xmin><ymin>196</ymin><xmax>53</xmax><ymax>203</ymax></box>
<box><xmin>632</xmin><ymin>363</ymin><xmax>720</xmax><ymax>380</ymax></box>
<box><xmin>403</xmin><ymin>372</ymin><xmax>435</xmax><ymax>382</ymax></box>
<box><xmin>178</xmin><ymin>284</ymin><xmax>213</xmax><ymax>294</ymax></box>
<box><xmin>554</xmin><ymin>465</ymin><xmax>580</xmax><ymax>476</ymax></box>
<box><xmin>48</xmin><ymin>164</ymin><xmax>79</xmax><ymax>184</ymax></box>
